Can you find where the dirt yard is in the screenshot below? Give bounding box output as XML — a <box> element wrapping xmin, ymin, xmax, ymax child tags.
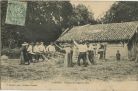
<box><xmin>1</xmin><ymin>56</ymin><xmax>138</xmax><ymax>82</ymax></box>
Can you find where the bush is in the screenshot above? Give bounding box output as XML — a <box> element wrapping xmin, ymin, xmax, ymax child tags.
<box><xmin>1</xmin><ymin>48</ymin><xmax>20</xmax><ymax>59</ymax></box>
<box><xmin>1</xmin><ymin>48</ymin><xmax>9</xmax><ymax>56</ymax></box>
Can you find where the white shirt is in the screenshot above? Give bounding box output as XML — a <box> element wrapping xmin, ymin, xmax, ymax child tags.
<box><xmin>77</xmin><ymin>44</ymin><xmax>88</xmax><ymax>52</ymax></box>
<box><xmin>88</xmin><ymin>44</ymin><xmax>94</xmax><ymax>51</ymax></box>
<box><xmin>38</xmin><ymin>44</ymin><xmax>46</xmax><ymax>53</ymax></box>
<box><xmin>97</xmin><ymin>44</ymin><xmax>101</xmax><ymax>49</ymax></box>
<box><xmin>33</xmin><ymin>45</ymin><xmax>40</xmax><ymax>53</ymax></box>
<box><xmin>46</xmin><ymin>45</ymin><xmax>56</xmax><ymax>52</ymax></box>
<box><xmin>27</xmin><ymin>45</ymin><xmax>34</xmax><ymax>54</ymax></box>
<box><xmin>64</xmin><ymin>47</ymin><xmax>72</xmax><ymax>53</ymax></box>
<box><xmin>74</xmin><ymin>41</ymin><xmax>88</xmax><ymax>52</ymax></box>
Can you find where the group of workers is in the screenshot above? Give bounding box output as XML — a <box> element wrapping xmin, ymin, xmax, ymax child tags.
<box><xmin>20</xmin><ymin>42</ymin><xmax>56</xmax><ymax>65</ymax></box>
<box><xmin>20</xmin><ymin>40</ymin><xmax>121</xmax><ymax>67</ymax></box>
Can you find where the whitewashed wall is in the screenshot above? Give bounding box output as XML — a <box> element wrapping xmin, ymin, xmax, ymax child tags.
<box><xmin>105</xmin><ymin>43</ymin><xmax>128</xmax><ymax>60</ymax></box>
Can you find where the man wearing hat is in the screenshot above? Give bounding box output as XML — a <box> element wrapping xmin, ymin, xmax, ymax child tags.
<box><xmin>73</xmin><ymin>40</ymin><xmax>88</xmax><ymax>67</ymax></box>
<box><xmin>87</xmin><ymin>43</ymin><xmax>95</xmax><ymax>64</ymax></box>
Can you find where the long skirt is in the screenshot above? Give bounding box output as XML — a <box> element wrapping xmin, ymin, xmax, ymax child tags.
<box><xmin>72</xmin><ymin>50</ymin><xmax>79</xmax><ymax>63</ymax></box>
<box><xmin>20</xmin><ymin>52</ymin><xmax>29</xmax><ymax>64</ymax></box>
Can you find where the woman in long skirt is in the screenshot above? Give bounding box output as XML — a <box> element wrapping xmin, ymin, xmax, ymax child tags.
<box><xmin>20</xmin><ymin>43</ymin><xmax>30</xmax><ymax>65</ymax></box>
<box><xmin>20</xmin><ymin>50</ymin><xmax>25</xmax><ymax>65</ymax></box>
<box><xmin>72</xmin><ymin>45</ymin><xmax>78</xmax><ymax>64</ymax></box>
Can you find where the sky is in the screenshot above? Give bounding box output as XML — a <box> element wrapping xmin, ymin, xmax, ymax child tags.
<box><xmin>70</xmin><ymin>1</ymin><xmax>115</xmax><ymax>19</ymax></box>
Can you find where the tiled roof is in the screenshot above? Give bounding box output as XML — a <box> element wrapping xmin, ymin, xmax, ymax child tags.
<box><xmin>57</xmin><ymin>21</ymin><xmax>138</xmax><ymax>42</ymax></box>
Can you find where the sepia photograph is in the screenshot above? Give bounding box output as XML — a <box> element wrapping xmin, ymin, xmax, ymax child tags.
<box><xmin>0</xmin><ymin>0</ymin><xmax>138</xmax><ymax>90</ymax></box>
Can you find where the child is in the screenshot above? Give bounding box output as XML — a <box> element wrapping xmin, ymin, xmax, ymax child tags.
<box><xmin>116</xmin><ymin>50</ymin><xmax>121</xmax><ymax>61</ymax></box>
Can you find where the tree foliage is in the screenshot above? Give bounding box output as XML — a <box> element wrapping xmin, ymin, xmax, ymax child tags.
<box><xmin>101</xmin><ymin>1</ymin><xmax>138</xmax><ymax>23</ymax></box>
<box><xmin>25</xmin><ymin>1</ymin><xmax>73</xmax><ymax>41</ymax></box>
<box><xmin>69</xmin><ymin>4</ymin><xmax>96</xmax><ymax>26</ymax></box>
<box><xmin>1</xmin><ymin>1</ymin><xmax>73</xmax><ymax>48</ymax></box>
<box><xmin>1</xmin><ymin>1</ymin><xmax>96</xmax><ymax>48</ymax></box>
<box><xmin>1</xmin><ymin>1</ymin><xmax>25</xmax><ymax>48</ymax></box>
<box><xmin>26</xmin><ymin>1</ymin><xmax>73</xmax><ymax>29</ymax></box>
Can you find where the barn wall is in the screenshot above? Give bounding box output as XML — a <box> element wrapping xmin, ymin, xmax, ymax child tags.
<box><xmin>128</xmin><ymin>33</ymin><xmax>138</xmax><ymax>60</ymax></box>
<box><xmin>129</xmin><ymin>42</ymin><xmax>136</xmax><ymax>59</ymax></box>
<box><xmin>105</xmin><ymin>43</ymin><xmax>128</xmax><ymax>60</ymax></box>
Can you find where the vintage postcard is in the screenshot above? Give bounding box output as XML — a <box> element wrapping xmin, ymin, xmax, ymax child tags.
<box><xmin>1</xmin><ymin>0</ymin><xmax>138</xmax><ymax>90</ymax></box>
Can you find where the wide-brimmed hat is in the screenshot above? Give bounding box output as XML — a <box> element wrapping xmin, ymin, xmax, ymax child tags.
<box><xmin>22</xmin><ymin>42</ymin><xmax>28</xmax><ymax>46</ymax></box>
<box><xmin>40</xmin><ymin>42</ymin><xmax>44</xmax><ymax>44</ymax></box>
<box><xmin>36</xmin><ymin>42</ymin><xmax>40</xmax><ymax>45</ymax></box>
<box><xmin>30</xmin><ymin>42</ymin><xmax>35</xmax><ymax>45</ymax></box>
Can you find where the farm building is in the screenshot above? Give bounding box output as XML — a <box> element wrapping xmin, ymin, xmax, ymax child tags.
<box><xmin>57</xmin><ymin>21</ymin><xmax>138</xmax><ymax>60</ymax></box>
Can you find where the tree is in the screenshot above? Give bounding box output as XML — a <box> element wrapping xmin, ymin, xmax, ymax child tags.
<box><xmin>1</xmin><ymin>1</ymin><xmax>73</xmax><ymax>47</ymax></box>
<box><xmin>1</xmin><ymin>1</ymin><xmax>25</xmax><ymax>48</ymax></box>
<box><xmin>68</xmin><ymin>4</ymin><xmax>96</xmax><ymax>26</ymax></box>
<box><xmin>1</xmin><ymin>1</ymin><xmax>96</xmax><ymax>48</ymax></box>
<box><xmin>24</xmin><ymin>1</ymin><xmax>73</xmax><ymax>41</ymax></box>
<box><xmin>101</xmin><ymin>1</ymin><xmax>138</xmax><ymax>23</ymax></box>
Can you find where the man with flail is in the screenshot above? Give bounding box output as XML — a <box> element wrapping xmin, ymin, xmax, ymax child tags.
<box><xmin>33</xmin><ymin>42</ymin><xmax>40</xmax><ymax>62</ymax></box>
<box><xmin>46</xmin><ymin>42</ymin><xmax>56</xmax><ymax>58</ymax></box>
<box><xmin>27</xmin><ymin>42</ymin><xmax>35</xmax><ymax>62</ymax></box>
<box><xmin>73</xmin><ymin>40</ymin><xmax>88</xmax><ymax>67</ymax></box>
<box><xmin>87</xmin><ymin>43</ymin><xmax>95</xmax><ymax>64</ymax></box>
<box><xmin>39</xmin><ymin>41</ymin><xmax>47</xmax><ymax>61</ymax></box>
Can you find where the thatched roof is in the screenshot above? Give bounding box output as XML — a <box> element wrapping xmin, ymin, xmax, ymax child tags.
<box><xmin>57</xmin><ymin>21</ymin><xmax>138</xmax><ymax>42</ymax></box>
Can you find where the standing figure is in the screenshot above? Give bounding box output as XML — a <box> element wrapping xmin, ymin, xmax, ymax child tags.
<box><xmin>96</xmin><ymin>43</ymin><xmax>101</xmax><ymax>59</ymax></box>
<box><xmin>116</xmin><ymin>50</ymin><xmax>121</xmax><ymax>61</ymax></box>
<box><xmin>98</xmin><ymin>44</ymin><xmax>104</xmax><ymax>59</ymax></box>
<box><xmin>27</xmin><ymin>42</ymin><xmax>35</xmax><ymax>62</ymax></box>
<box><xmin>87</xmin><ymin>43</ymin><xmax>95</xmax><ymax>64</ymax></box>
<box><xmin>55</xmin><ymin>43</ymin><xmax>73</xmax><ymax>67</ymax></box>
<box><xmin>73</xmin><ymin>40</ymin><xmax>88</xmax><ymax>67</ymax></box>
<box><xmin>46</xmin><ymin>42</ymin><xmax>56</xmax><ymax>58</ymax></box>
<box><xmin>72</xmin><ymin>45</ymin><xmax>79</xmax><ymax>64</ymax></box>
<box><xmin>33</xmin><ymin>42</ymin><xmax>40</xmax><ymax>62</ymax></box>
<box><xmin>20</xmin><ymin>42</ymin><xmax>30</xmax><ymax>65</ymax></box>
<box><xmin>135</xmin><ymin>43</ymin><xmax>138</xmax><ymax>62</ymax></box>
<box><xmin>39</xmin><ymin>42</ymin><xmax>47</xmax><ymax>61</ymax></box>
